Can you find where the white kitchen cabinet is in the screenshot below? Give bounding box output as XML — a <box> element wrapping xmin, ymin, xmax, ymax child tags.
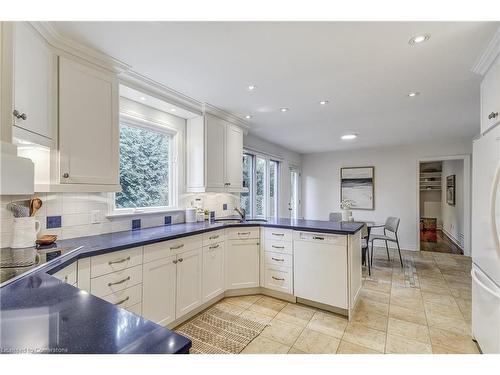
<box><xmin>226</xmin><ymin>237</ymin><xmax>260</xmax><ymax>290</ymax></box>
<box><xmin>202</xmin><ymin>241</ymin><xmax>225</xmax><ymax>302</ymax></box>
<box><xmin>142</xmin><ymin>255</ymin><xmax>177</xmax><ymax>326</ymax></box>
<box><xmin>293</xmin><ymin>231</ymin><xmax>348</xmax><ymax>309</ymax></box>
<box><xmin>481</xmin><ymin>55</ymin><xmax>500</xmax><ymax>134</ymax></box>
<box><xmin>52</xmin><ymin>262</ymin><xmax>77</xmax><ymax>285</ymax></box>
<box><xmin>13</xmin><ymin>23</ymin><xmax>53</xmax><ymax>144</ymax></box>
<box><xmin>58</xmin><ymin>56</ymin><xmax>119</xmax><ymax>186</ymax></box>
<box><xmin>176</xmin><ymin>248</ymin><xmax>203</xmax><ymax>317</ymax></box>
<box><xmin>224</xmin><ymin>123</ymin><xmax>243</xmax><ymax>191</ymax></box>
<box><xmin>186</xmin><ymin>113</ymin><xmax>244</xmax><ymax>193</ymax></box>
<box><xmin>205</xmin><ymin>114</ymin><xmax>226</xmax><ymax>190</ymax></box>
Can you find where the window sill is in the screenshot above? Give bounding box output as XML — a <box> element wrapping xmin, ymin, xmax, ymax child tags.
<box><xmin>106</xmin><ymin>208</ymin><xmax>184</xmax><ymax>219</ymax></box>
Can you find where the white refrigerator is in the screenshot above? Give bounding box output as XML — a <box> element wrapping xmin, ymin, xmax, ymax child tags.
<box><xmin>472</xmin><ymin>122</ymin><xmax>500</xmax><ymax>354</ymax></box>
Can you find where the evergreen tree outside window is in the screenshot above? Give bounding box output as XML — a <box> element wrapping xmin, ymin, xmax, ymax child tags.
<box><xmin>115</xmin><ymin>119</ymin><xmax>174</xmax><ymax>211</ymax></box>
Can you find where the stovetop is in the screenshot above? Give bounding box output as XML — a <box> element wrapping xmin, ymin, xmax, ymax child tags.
<box><xmin>0</xmin><ymin>244</ymin><xmax>82</xmax><ymax>285</ymax></box>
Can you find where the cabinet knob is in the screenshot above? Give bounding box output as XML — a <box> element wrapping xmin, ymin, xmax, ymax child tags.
<box><xmin>488</xmin><ymin>112</ymin><xmax>499</xmax><ymax>120</ymax></box>
<box><xmin>62</xmin><ymin>173</ymin><xmax>69</xmax><ymax>178</ymax></box>
<box><xmin>13</xmin><ymin>109</ymin><xmax>27</xmax><ymax>120</ymax></box>
<box><xmin>178</xmin><ymin>258</ymin><xmax>183</xmax><ymax>263</ymax></box>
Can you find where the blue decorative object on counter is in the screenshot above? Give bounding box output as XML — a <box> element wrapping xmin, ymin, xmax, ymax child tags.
<box><xmin>223</xmin><ymin>203</ymin><xmax>228</xmax><ymax>210</ymax></box>
<box><xmin>46</xmin><ymin>216</ymin><xmax>61</xmax><ymax>229</ymax></box>
<box><xmin>164</xmin><ymin>216</ymin><xmax>172</xmax><ymax>225</ymax></box>
<box><xmin>132</xmin><ymin>219</ymin><xmax>141</xmax><ymax>230</ymax></box>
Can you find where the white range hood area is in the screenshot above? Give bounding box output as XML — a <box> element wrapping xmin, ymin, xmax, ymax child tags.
<box><xmin>0</xmin><ymin>141</ymin><xmax>34</xmax><ymax>195</ymax></box>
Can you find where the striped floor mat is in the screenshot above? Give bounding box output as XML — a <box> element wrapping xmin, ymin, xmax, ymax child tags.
<box><xmin>175</xmin><ymin>306</ymin><xmax>267</xmax><ymax>354</ymax></box>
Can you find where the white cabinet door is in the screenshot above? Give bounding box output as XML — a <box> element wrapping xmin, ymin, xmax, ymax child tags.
<box><xmin>176</xmin><ymin>248</ymin><xmax>203</xmax><ymax>318</ymax></box>
<box><xmin>58</xmin><ymin>56</ymin><xmax>119</xmax><ymax>185</ymax></box>
<box><xmin>14</xmin><ymin>23</ymin><xmax>53</xmax><ymax>140</ymax></box>
<box><xmin>226</xmin><ymin>239</ymin><xmax>260</xmax><ymax>289</ymax></box>
<box><xmin>202</xmin><ymin>242</ymin><xmax>225</xmax><ymax>302</ymax></box>
<box><xmin>225</xmin><ymin>123</ymin><xmax>243</xmax><ymax>191</ymax></box>
<box><xmin>205</xmin><ymin>114</ymin><xmax>226</xmax><ymax>191</ymax></box>
<box><xmin>481</xmin><ymin>56</ymin><xmax>500</xmax><ymax>134</ymax></box>
<box><xmin>294</xmin><ymin>239</ymin><xmax>348</xmax><ymax>309</ymax></box>
<box><xmin>142</xmin><ymin>256</ymin><xmax>176</xmax><ymax>326</ymax></box>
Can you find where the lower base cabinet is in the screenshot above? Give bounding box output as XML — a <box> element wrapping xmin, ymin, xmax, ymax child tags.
<box><xmin>142</xmin><ymin>256</ymin><xmax>176</xmax><ymax>326</ymax></box>
<box><xmin>226</xmin><ymin>238</ymin><xmax>260</xmax><ymax>289</ymax></box>
<box><xmin>175</xmin><ymin>248</ymin><xmax>203</xmax><ymax>318</ymax></box>
<box><xmin>202</xmin><ymin>242</ymin><xmax>225</xmax><ymax>302</ymax></box>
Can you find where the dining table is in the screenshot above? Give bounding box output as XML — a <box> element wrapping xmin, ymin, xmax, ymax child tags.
<box><xmin>352</xmin><ymin>220</ymin><xmax>385</xmax><ymax>266</ymax></box>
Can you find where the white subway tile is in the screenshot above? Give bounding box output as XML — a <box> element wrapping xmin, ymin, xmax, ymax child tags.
<box><xmin>62</xmin><ymin>213</ymin><xmax>91</xmax><ymax>227</ymax></box>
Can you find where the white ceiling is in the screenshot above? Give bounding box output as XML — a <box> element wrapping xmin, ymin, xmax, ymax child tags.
<box><xmin>52</xmin><ymin>21</ymin><xmax>499</xmax><ymax>153</ymax></box>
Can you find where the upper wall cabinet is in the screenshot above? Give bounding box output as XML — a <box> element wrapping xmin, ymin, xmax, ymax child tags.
<box><xmin>58</xmin><ymin>57</ymin><xmax>119</xmax><ymax>186</ymax></box>
<box><xmin>13</xmin><ymin>23</ymin><xmax>54</xmax><ymax>145</ymax></box>
<box><xmin>186</xmin><ymin>113</ymin><xmax>244</xmax><ymax>193</ymax></box>
<box><xmin>481</xmin><ymin>55</ymin><xmax>500</xmax><ymax>134</ymax></box>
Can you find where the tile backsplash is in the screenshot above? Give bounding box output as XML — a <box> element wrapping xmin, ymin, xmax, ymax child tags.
<box><xmin>0</xmin><ymin>192</ymin><xmax>239</xmax><ymax>247</ymax></box>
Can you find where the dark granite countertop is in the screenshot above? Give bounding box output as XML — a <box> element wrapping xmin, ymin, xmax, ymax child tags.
<box><xmin>0</xmin><ymin>217</ymin><xmax>362</xmax><ymax>354</ymax></box>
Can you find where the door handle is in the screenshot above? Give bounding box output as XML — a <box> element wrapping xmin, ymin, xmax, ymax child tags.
<box><xmin>272</xmin><ymin>276</ymin><xmax>285</xmax><ymax>281</ymax></box>
<box><xmin>108</xmin><ymin>276</ymin><xmax>130</xmax><ymax>286</ymax></box>
<box><xmin>471</xmin><ymin>268</ymin><xmax>500</xmax><ymax>298</ymax></box>
<box><xmin>114</xmin><ymin>296</ymin><xmax>130</xmax><ymax>306</ymax></box>
<box><xmin>108</xmin><ymin>256</ymin><xmax>130</xmax><ymax>265</ymax></box>
<box><xmin>490</xmin><ymin>161</ymin><xmax>500</xmax><ymax>258</ymax></box>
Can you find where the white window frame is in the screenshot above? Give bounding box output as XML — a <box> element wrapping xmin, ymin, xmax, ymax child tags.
<box><xmin>242</xmin><ymin>149</ymin><xmax>281</xmax><ymax>219</ymax></box>
<box><xmin>109</xmin><ymin>113</ymin><xmax>179</xmax><ymax>216</ymax></box>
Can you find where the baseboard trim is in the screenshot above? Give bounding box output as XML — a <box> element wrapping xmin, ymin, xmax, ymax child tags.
<box><xmin>442</xmin><ymin>228</ymin><xmax>464</xmax><ymax>251</ymax></box>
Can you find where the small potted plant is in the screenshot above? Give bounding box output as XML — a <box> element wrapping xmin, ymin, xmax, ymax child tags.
<box><xmin>340</xmin><ymin>199</ymin><xmax>354</xmax><ymax>221</ymax></box>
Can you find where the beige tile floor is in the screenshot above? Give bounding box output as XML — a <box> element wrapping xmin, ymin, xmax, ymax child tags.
<box><xmin>189</xmin><ymin>249</ymin><xmax>479</xmax><ymax>354</ymax></box>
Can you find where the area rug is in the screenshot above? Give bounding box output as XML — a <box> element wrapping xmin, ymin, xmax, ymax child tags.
<box><xmin>175</xmin><ymin>306</ymin><xmax>267</xmax><ymax>354</ymax></box>
<box><xmin>420</xmin><ymin>229</ymin><xmax>437</xmax><ymax>243</ymax></box>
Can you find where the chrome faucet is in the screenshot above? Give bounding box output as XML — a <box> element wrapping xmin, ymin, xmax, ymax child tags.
<box><xmin>234</xmin><ymin>207</ymin><xmax>246</xmax><ymax>220</ymax></box>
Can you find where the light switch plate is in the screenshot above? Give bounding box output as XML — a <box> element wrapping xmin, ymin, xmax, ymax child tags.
<box><xmin>90</xmin><ymin>210</ymin><xmax>102</xmax><ymax>224</ymax></box>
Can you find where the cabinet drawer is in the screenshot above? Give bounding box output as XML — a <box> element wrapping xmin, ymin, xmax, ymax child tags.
<box><xmin>293</xmin><ymin>231</ymin><xmax>347</xmax><ymax>246</ymax></box>
<box><xmin>52</xmin><ymin>262</ymin><xmax>77</xmax><ymax>285</ymax></box>
<box><xmin>265</xmin><ymin>228</ymin><xmax>293</xmax><ymax>242</ymax></box>
<box><xmin>90</xmin><ymin>247</ymin><xmax>143</xmax><ymax>278</ymax></box>
<box><xmin>127</xmin><ymin>303</ymin><xmax>142</xmax><ymax>316</ymax></box>
<box><xmin>265</xmin><ymin>251</ymin><xmax>293</xmax><ymax>268</ymax></box>
<box><xmin>203</xmin><ymin>230</ymin><xmax>225</xmax><ymax>246</ymax></box>
<box><xmin>226</xmin><ymin>227</ymin><xmax>260</xmax><ymax>240</ymax></box>
<box><xmin>91</xmin><ymin>264</ymin><xmax>142</xmax><ymax>298</ymax></box>
<box><xmin>264</xmin><ymin>239</ymin><xmax>293</xmax><ymax>254</ymax></box>
<box><xmin>101</xmin><ymin>283</ymin><xmax>142</xmax><ymax>309</ymax></box>
<box><xmin>264</xmin><ymin>265</ymin><xmax>293</xmax><ymax>294</ymax></box>
<box><xmin>143</xmin><ymin>235</ymin><xmax>202</xmax><ymax>263</ymax></box>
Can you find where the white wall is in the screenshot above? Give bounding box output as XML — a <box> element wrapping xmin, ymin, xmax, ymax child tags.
<box><xmin>301</xmin><ymin>138</ymin><xmax>472</xmax><ymax>251</ymax></box>
<box><xmin>244</xmin><ymin>134</ymin><xmax>302</xmax><ymax>218</ymax></box>
<box><xmin>442</xmin><ymin>159</ymin><xmax>465</xmax><ymax>248</ymax></box>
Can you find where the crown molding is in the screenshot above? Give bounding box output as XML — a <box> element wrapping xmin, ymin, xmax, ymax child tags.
<box><xmin>120</xmin><ymin>70</ymin><xmax>203</xmax><ymax>116</ymax></box>
<box><xmin>30</xmin><ymin>21</ymin><xmax>131</xmax><ymax>73</ymax></box>
<box><xmin>202</xmin><ymin>103</ymin><xmax>249</xmax><ymax>132</ymax></box>
<box><xmin>472</xmin><ymin>26</ymin><xmax>500</xmax><ymax>76</ymax></box>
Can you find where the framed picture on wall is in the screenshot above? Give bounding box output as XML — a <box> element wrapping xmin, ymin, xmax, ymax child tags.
<box><xmin>340</xmin><ymin>166</ymin><xmax>375</xmax><ymax>210</ymax></box>
<box><xmin>446</xmin><ymin>174</ymin><xmax>456</xmax><ymax>206</ymax></box>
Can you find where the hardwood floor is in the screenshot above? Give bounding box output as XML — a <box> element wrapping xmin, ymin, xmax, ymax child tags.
<box><xmin>420</xmin><ymin>229</ymin><xmax>463</xmax><ymax>255</ymax></box>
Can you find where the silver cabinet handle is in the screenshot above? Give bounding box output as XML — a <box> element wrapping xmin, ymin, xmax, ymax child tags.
<box><xmin>238</xmin><ymin>232</ymin><xmax>251</xmax><ymax>235</ymax></box>
<box><xmin>62</xmin><ymin>173</ymin><xmax>70</xmax><ymax>179</ymax></box>
<box><xmin>272</xmin><ymin>233</ymin><xmax>284</xmax><ymax>236</ymax></box>
<box><xmin>209</xmin><ymin>244</ymin><xmax>220</xmax><ymax>250</ymax></box>
<box><xmin>170</xmin><ymin>244</ymin><xmax>184</xmax><ymax>250</ymax></box>
<box><xmin>108</xmin><ymin>256</ymin><xmax>130</xmax><ymax>265</ymax></box>
<box><xmin>488</xmin><ymin>111</ymin><xmax>499</xmax><ymax>120</ymax></box>
<box><xmin>313</xmin><ymin>236</ymin><xmax>325</xmax><ymax>240</ymax></box>
<box><xmin>108</xmin><ymin>276</ymin><xmax>130</xmax><ymax>286</ymax></box>
<box><xmin>272</xmin><ymin>276</ymin><xmax>285</xmax><ymax>281</ymax></box>
<box><xmin>114</xmin><ymin>296</ymin><xmax>130</xmax><ymax>306</ymax></box>
<box><xmin>271</xmin><ymin>257</ymin><xmax>284</xmax><ymax>262</ymax></box>
<box><xmin>272</xmin><ymin>245</ymin><xmax>285</xmax><ymax>249</ymax></box>
<box><xmin>13</xmin><ymin>109</ymin><xmax>27</xmax><ymax>120</ymax></box>
<box><xmin>209</xmin><ymin>234</ymin><xmax>219</xmax><ymax>240</ymax></box>
<box><xmin>173</xmin><ymin>260</ymin><xmax>178</xmax><ymax>264</ymax></box>
<box><xmin>178</xmin><ymin>258</ymin><xmax>183</xmax><ymax>262</ymax></box>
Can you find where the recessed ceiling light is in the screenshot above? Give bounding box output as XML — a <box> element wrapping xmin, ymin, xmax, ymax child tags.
<box><xmin>280</xmin><ymin>108</ymin><xmax>289</xmax><ymax>112</ymax></box>
<box><xmin>409</xmin><ymin>34</ymin><xmax>430</xmax><ymax>45</ymax></box>
<box><xmin>319</xmin><ymin>100</ymin><xmax>329</xmax><ymax>105</ymax></box>
<box><xmin>245</xmin><ymin>115</ymin><xmax>252</xmax><ymax>119</ymax></box>
<box><xmin>341</xmin><ymin>134</ymin><xmax>357</xmax><ymax>140</ymax></box>
<box><xmin>407</xmin><ymin>91</ymin><xmax>420</xmax><ymax>97</ymax></box>
<box><xmin>139</xmin><ymin>96</ymin><xmax>147</xmax><ymax>101</ymax></box>
<box><xmin>171</xmin><ymin>108</ymin><xmax>176</xmax><ymax>112</ymax></box>
<box><xmin>247</xmin><ymin>85</ymin><xmax>257</xmax><ymax>91</ymax></box>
